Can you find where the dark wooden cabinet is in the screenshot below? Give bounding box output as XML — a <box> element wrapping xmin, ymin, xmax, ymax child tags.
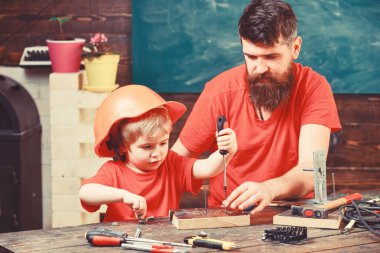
<box><xmin>0</xmin><ymin>75</ymin><xmax>42</xmax><ymax>232</ymax></box>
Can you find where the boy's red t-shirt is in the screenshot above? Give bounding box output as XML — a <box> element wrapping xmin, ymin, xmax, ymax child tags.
<box><xmin>179</xmin><ymin>63</ymin><xmax>342</xmax><ymax>206</ymax></box>
<box><xmin>81</xmin><ymin>150</ymin><xmax>203</xmax><ymax>221</ymax></box>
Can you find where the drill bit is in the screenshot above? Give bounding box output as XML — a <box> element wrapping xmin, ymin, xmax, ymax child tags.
<box><xmin>223</xmin><ymin>154</ymin><xmax>227</xmax><ymax>211</ymax></box>
<box><xmin>217</xmin><ymin>116</ymin><xmax>228</xmax><ymax>212</ymax></box>
<box><xmin>204</xmin><ymin>184</ymin><xmax>208</xmax><ymax>215</ymax></box>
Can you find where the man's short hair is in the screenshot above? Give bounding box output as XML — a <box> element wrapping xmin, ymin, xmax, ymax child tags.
<box><xmin>238</xmin><ymin>0</ymin><xmax>297</xmax><ymax>46</ymax></box>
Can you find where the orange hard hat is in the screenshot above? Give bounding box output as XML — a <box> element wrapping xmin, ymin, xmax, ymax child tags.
<box><xmin>94</xmin><ymin>85</ymin><xmax>187</xmax><ymax>157</ymax></box>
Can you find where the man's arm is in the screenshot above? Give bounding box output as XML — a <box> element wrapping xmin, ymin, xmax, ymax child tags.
<box><xmin>171</xmin><ymin>139</ymin><xmax>201</xmax><ymax>158</ymax></box>
<box><xmin>224</xmin><ymin>124</ymin><xmax>331</xmax><ymax>214</ymax></box>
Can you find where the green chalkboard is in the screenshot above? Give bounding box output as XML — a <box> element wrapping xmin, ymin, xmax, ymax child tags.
<box><xmin>132</xmin><ymin>0</ymin><xmax>380</xmax><ymax>93</ymax></box>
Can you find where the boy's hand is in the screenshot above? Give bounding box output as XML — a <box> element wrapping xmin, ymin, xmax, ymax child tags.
<box><xmin>123</xmin><ymin>192</ymin><xmax>147</xmax><ymax>219</ymax></box>
<box><xmin>216</xmin><ymin>128</ymin><xmax>237</xmax><ymax>155</ymax></box>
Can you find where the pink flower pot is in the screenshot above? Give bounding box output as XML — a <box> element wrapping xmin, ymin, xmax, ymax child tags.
<box><xmin>46</xmin><ymin>38</ymin><xmax>85</xmax><ymax>73</ymax></box>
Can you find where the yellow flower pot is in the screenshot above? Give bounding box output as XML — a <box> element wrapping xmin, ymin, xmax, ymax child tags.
<box><xmin>83</xmin><ymin>54</ymin><xmax>120</xmax><ymax>92</ymax></box>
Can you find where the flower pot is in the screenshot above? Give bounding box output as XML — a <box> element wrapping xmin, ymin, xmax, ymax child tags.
<box><xmin>46</xmin><ymin>38</ymin><xmax>85</xmax><ymax>73</ymax></box>
<box><xmin>83</xmin><ymin>54</ymin><xmax>120</xmax><ymax>92</ymax></box>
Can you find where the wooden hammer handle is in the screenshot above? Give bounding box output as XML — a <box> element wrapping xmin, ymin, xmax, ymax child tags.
<box><xmin>320</xmin><ymin>193</ymin><xmax>362</xmax><ymax>210</ymax></box>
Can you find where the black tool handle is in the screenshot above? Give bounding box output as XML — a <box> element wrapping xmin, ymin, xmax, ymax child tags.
<box><xmin>217</xmin><ymin>116</ymin><xmax>228</xmax><ymax>155</ymax></box>
<box><xmin>184</xmin><ymin>236</ymin><xmax>236</xmax><ymax>250</ymax></box>
<box><xmin>191</xmin><ymin>239</ymin><xmax>223</xmax><ymax>250</ymax></box>
<box><xmin>85</xmin><ymin>228</ymin><xmax>125</xmax><ymax>241</ymax></box>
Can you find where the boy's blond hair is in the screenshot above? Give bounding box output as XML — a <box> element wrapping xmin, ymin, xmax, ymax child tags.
<box><xmin>120</xmin><ymin>107</ymin><xmax>172</xmax><ymax>148</ymax></box>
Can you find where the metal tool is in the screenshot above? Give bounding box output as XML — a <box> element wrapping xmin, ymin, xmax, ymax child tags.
<box><xmin>121</xmin><ymin>243</ymin><xmax>191</xmax><ymax>253</ymax></box>
<box><xmin>332</xmin><ymin>172</ymin><xmax>336</xmax><ymax>199</ymax></box>
<box><xmin>302</xmin><ymin>150</ymin><xmax>327</xmax><ymax>204</ymax></box>
<box><xmin>204</xmin><ymin>184</ymin><xmax>208</xmax><ymax>215</ymax></box>
<box><xmin>86</xmin><ymin>227</ymin><xmax>125</xmax><ymax>239</ymax></box>
<box><xmin>86</xmin><ymin>228</ymin><xmax>192</xmax><ymax>248</ymax></box>
<box><xmin>291</xmin><ymin>193</ymin><xmax>362</xmax><ymax>219</ymax></box>
<box><xmin>262</xmin><ymin>226</ymin><xmax>307</xmax><ymax>243</ymax></box>
<box><xmin>88</xmin><ymin>235</ymin><xmax>192</xmax><ymax>248</ymax></box>
<box><xmin>138</xmin><ymin>215</ymin><xmax>168</xmax><ymax>224</ymax></box>
<box><xmin>217</xmin><ymin>116</ymin><xmax>228</xmax><ymax>210</ymax></box>
<box><xmin>184</xmin><ymin>235</ymin><xmax>238</xmax><ymax>251</ymax></box>
<box><xmin>135</xmin><ymin>228</ymin><xmax>142</xmax><ymax>238</ymax></box>
<box><xmin>341</xmin><ymin>219</ymin><xmax>356</xmax><ymax>234</ymax></box>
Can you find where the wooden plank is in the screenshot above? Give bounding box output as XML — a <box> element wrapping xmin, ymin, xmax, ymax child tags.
<box><xmin>0</xmin><ymin>219</ymin><xmax>379</xmax><ymax>252</ymax></box>
<box><xmin>328</xmin><ymin>123</ymin><xmax>380</xmax><ymax>166</ymax></box>
<box><xmin>0</xmin><ymin>0</ymin><xmax>132</xmax><ymax>85</ymax></box>
<box><xmin>273</xmin><ymin>209</ymin><xmax>342</xmax><ymax>229</ymax></box>
<box><xmin>334</xmin><ymin>94</ymin><xmax>380</xmax><ymax>123</ymax></box>
<box><xmin>326</xmin><ymin>167</ymin><xmax>380</xmax><ymax>192</ymax></box>
<box><xmin>170</xmin><ymin>207</ymin><xmax>250</xmax><ymax>230</ymax></box>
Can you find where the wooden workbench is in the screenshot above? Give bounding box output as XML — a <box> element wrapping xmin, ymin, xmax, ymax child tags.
<box><xmin>1</xmin><ymin>205</ymin><xmax>379</xmax><ymax>253</ymax></box>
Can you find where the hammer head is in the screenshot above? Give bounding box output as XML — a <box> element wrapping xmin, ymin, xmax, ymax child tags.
<box><xmin>291</xmin><ymin>205</ymin><xmax>328</xmax><ymax>219</ymax></box>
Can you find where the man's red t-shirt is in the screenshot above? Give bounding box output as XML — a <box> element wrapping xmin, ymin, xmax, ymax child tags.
<box><xmin>179</xmin><ymin>63</ymin><xmax>342</xmax><ymax>206</ymax></box>
<box><xmin>81</xmin><ymin>150</ymin><xmax>203</xmax><ymax>221</ymax></box>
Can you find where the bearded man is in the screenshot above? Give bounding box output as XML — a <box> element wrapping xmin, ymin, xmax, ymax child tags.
<box><xmin>172</xmin><ymin>0</ymin><xmax>341</xmax><ymax>214</ymax></box>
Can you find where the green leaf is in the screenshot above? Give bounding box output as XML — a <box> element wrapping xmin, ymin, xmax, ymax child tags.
<box><xmin>49</xmin><ymin>17</ymin><xmax>59</xmax><ymax>22</ymax></box>
<box><xmin>49</xmin><ymin>15</ymin><xmax>72</xmax><ymax>24</ymax></box>
<box><xmin>60</xmin><ymin>15</ymin><xmax>73</xmax><ymax>24</ymax></box>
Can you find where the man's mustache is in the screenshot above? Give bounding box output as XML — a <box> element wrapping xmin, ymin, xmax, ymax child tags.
<box><xmin>252</xmin><ymin>73</ymin><xmax>280</xmax><ymax>84</ymax></box>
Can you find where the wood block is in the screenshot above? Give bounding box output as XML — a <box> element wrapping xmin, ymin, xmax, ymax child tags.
<box><xmin>273</xmin><ymin>209</ymin><xmax>342</xmax><ymax>229</ymax></box>
<box><xmin>250</xmin><ymin>206</ymin><xmax>289</xmax><ymax>225</ymax></box>
<box><xmin>170</xmin><ymin>207</ymin><xmax>250</xmax><ymax>230</ymax></box>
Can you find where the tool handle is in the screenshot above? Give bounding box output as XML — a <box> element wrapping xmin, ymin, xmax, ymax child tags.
<box><xmin>85</xmin><ymin>228</ymin><xmax>125</xmax><ymax>241</ymax></box>
<box><xmin>184</xmin><ymin>237</ymin><xmax>236</xmax><ymax>251</ymax></box>
<box><xmin>217</xmin><ymin>116</ymin><xmax>228</xmax><ymax>155</ymax></box>
<box><xmin>343</xmin><ymin>192</ymin><xmax>362</xmax><ymax>202</ymax></box>
<box><xmin>320</xmin><ymin>193</ymin><xmax>362</xmax><ymax>210</ymax></box>
<box><xmin>88</xmin><ymin>235</ymin><xmax>122</xmax><ymax>246</ymax></box>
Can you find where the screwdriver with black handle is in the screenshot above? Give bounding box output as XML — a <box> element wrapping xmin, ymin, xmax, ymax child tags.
<box><xmin>85</xmin><ymin>228</ymin><xmax>126</xmax><ymax>246</ymax></box>
<box><xmin>86</xmin><ymin>227</ymin><xmax>125</xmax><ymax>240</ymax></box>
<box><xmin>217</xmin><ymin>116</ymin><xmax>228</xmax><ymax>210</ymax></box>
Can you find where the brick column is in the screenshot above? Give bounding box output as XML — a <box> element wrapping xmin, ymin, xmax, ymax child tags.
<box><xmin>49</xmin><ymin>72</ymin><xmax>110</xmax><ymax>227</ymax></box>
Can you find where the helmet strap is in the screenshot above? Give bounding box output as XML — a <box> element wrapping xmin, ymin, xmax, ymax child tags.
<box><xmin>106</xmin><ymin>134</ymin><xmax>126</xmax><ymax>162</ymax></box>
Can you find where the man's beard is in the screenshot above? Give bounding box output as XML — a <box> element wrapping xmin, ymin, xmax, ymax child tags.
<box><xmin>247</xmin><ymin>64</ymin><xmax>294</xmax><ymax>112</ymax></box>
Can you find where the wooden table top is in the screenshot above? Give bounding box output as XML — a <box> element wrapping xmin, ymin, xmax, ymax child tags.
<box><xmin>1</xmin><ymin>189</ymin><xmax>379</xmax><ymax>252</ymax></box>
<box><xmin>1</xmin><ymin>212</ymin><xmax>379</xmax><ymax>253</ymax></box>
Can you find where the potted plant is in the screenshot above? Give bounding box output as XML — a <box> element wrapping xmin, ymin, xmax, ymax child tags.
<box><xmin>46</xmin><ymin>15</ymin><xmax>85</xmax><ymax>73</ymax></box>
<box><xmin>81</xmin><ymin>33</ymin><xmax>120</xmax><ymax>92</ymax></box>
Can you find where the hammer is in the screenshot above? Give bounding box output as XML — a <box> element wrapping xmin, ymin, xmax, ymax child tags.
<box><xmin>291</xmin><ymin>193</ymin><xmax>362</xmax><ymax>219</ymax></box>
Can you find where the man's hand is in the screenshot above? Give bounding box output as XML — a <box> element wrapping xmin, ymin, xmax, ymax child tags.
<box><xmin>123</xmin><ymin>192</ymin><xmax>147</xmax><ymax>219</ymax></box>
<box><xmin>222</xmin><ymin>181</ymin><xmax>274</xmax><ymax>214</ymax></box>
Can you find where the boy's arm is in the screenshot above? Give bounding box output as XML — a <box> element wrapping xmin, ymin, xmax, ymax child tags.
<box><xmin>79</xmin><ymin>183</ymin><xmax>147</xmax><ymax>217</ymax></box>
<box><xmin>192</xmin><ymin>128</ymin><xmax>237</xmax><ymax>179</ymax></box>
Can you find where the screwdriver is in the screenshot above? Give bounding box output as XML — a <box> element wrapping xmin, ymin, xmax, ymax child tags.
<box><xmin>86</xmin><ymin>227</ymin><xmax>125</xmax><ymax>240</ymax></box>
<box><xmin>88</xmin><ymin>235</ymin><xmax>191</xmax><ymax>248</ymax></box>
<box><xmin>217</xmin><ymin>116</ymin><xmax>228</xmax><ymax>211</ymax></box>
<box><xmin>86</xmin><ymin>228</ymin><xmax>191</xmax><ymax>248</ymax></box>
<box><xmin>121</xmin><ymin>243</ymin><xmax>191</xmax><ymax>253</ymax></box>
<box><xmin>184</xmin><ymin>235</ymin><xmax>238</xmax><ymax>251</ymax></box>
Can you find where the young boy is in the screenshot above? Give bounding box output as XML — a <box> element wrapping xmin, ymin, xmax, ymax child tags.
<box><xmin>79</xmin><ymin>85</ymin><xmax>237</xmax><ymax>221</ymax></box>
